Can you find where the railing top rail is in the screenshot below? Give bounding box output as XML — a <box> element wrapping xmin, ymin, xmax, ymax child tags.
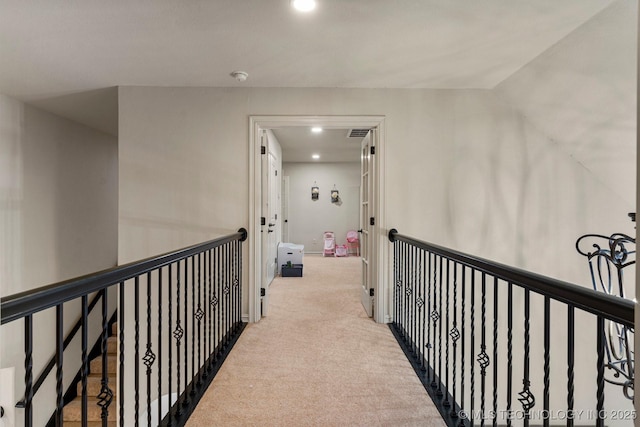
<box><xmin>1</xmin><ymin>228</ymin><xmax>248</xmax><ymax>325</ymax></box>
<box><xmin>388</xmin><ymin>229</ymin><xmax>634</xmax><ymax>327</ymax></box>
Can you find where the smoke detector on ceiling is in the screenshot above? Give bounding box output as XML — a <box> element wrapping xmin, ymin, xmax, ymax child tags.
<box><xmin>230</xmin><ymin>71</ymin><xmax>249</xmax><ymax>82</ymax></box>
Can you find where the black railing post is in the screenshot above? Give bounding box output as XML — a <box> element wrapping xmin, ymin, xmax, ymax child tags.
<box><xmin>492</xmin><ymin>277</ymin><xmax>498</xmax><ymax>427</ymax></box>
<box><xmin>506</xmin><ymin>283</ymin><xmax>513</xmax><ymax>427</ymax></box>
<box><xmin>444</xmin><ymin>259</ymin><xmax>450</xmax><ymax>407</ymax></box>
<box><xmin>145</xmin><ymin>272</ymin><xmax>154</xmax><ymax>427</ymax></box>
<box><xmin>99</xmin><ymin>288</ymin><xmax>113</xmax><ymax>426</ymax></box>
<box><xmin>567</xmin><ymin>305</ymin><xmax>575</xmax><ymax>427</ymax></box>
<box><xmin>134</xmin><ymin>277</ymin><xmax>140</xmax><ymax>427</ymax></box>
<box><xmin>83</xmin><ymin>294</ymin><xmax>90</xmax><ymax>425</ymax></box>
<box><xmin>24</xmin><ymin>314</ymin><xmax>33</xmax><ymax>427</ymax></box>
<box><xmin>459</xmin><ymin>266</ymin><xmax>466</xmax><ymax>426</ymax></box>
<box><xmin>167</xmin><ymin>265</ymin><xmax>173</xmax><ymax>425</ymax></box>
<box><xmin>158</xmin><ymin>267</ymin><xmax>164</xmax><ymax>426</ymax></box>
<box><xmin>55</xmin><ymin>304</ymin><xmax>63</xmax><ymax>427</ymax></box>
<box><xmin>596</xmin><ymin>316</ymin><xmax>605</xmax><ymax>427</ymax></box>
<box><xmin>543</xmin><ymin>296</ymin><xmax>550</xmax><ymax>427</ymax></box>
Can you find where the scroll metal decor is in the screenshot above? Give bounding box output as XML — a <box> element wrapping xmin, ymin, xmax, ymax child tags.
<box><xmin>576</xmin><ymin>232</ymin><xmax>635</xmax><ymax>399</ymax></box>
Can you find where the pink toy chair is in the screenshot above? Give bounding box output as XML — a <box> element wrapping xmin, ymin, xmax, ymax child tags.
<box><xmin>323</xmin><ymin>231</ymin><xmax>335</xmax><ymax>257</ymax></box>
<box><xmin>346</xmin><ymin>230</ymin><xmax>360</xmax><ymax>256</ymax></box>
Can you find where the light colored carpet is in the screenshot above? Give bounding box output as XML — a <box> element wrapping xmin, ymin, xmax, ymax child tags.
<box><xmin>186</xmin><ymin>255</ymin><xmax>444</xmax><ymax>427</ymax></box>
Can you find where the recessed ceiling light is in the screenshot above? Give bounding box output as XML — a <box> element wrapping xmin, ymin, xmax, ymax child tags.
<box><xmin>311</xmin><ymin>127</ymin><xmax>323</xmax><ymax>133</ymax></box>
<box><xmin>312</xmin><ymin>154</ymin><xmax>320</xmax><ymax>160</ymax></box>
<box><xmin>291</xmin><ymin>0</ymin><xmax>316</xmax><ymax>12</ymax></box>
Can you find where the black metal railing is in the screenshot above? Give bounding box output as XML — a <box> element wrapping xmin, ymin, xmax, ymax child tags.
<box><xmin>1</xmin><ymin>228</ymin><xmax>247</xmax><ymax>427</ymax></box>
<box><xmin>388</xmin><ymin>229</ymin><xmax>635</xmax><ymax>427</ymax></box>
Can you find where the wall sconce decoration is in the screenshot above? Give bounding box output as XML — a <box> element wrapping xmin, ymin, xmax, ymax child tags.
<box><xmin>331</xmin><ymin>185</ymin><xmax>340</xmax><ymax>204</ymax></box>
<box><xmin>311</xmin><ymin>182</ymin><xmax>319</xmax><ymax>201</ymax></box>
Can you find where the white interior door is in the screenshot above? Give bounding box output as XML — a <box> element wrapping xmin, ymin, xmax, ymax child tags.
<box><xmin>260</xmin><ymin>130</ymin><xmax>281</xmax><ymax>316</ymax></box>
<box><xmin>360</xmin><ymin>130</ymin><xmax>375</xmax><ymax>317</ymax></box>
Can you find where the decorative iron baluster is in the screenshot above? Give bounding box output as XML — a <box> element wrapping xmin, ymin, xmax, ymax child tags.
<box><xmin>459</xmin><ymin>266</ymin><xmax>466</xmax><ymax>426</ymax></box>
<box><xmin>238</xmin><ymin>237</ymin><xmax>243</xmax><ymax>326</ymax></box>
<box><xmin>430</xmin><ymin>254</ymin><xmax>439</xmax><ymax>388</ymax></box>
<box><xmin>195</xmin><ymin>253</ymin><xmax>203</xmax><ymax>387</ymax></box>
<box><xmin>519</xmin><ymin>290</ymin><xmax>535</xmax><ymax>427</ymax></box>
<box><xmin>403</xmin><ymin>241</ymin><xmax>409</xmax><ymax>339</ymax></box>
<box><xmin>183</xmin><ymin>257</ymin><xmax>190</xmax><ymax>405</ymax></box>
<box><xmin>427</xmin><ymin>252</ymin><xmax>433</xmax><ymax>383</ymax></box>
<box><xmin>419</xmin><ymin>249</ymin><xmax>426</xmax><ymax>370</ymax></box>
<box><xmin>407</xmin><ymin>246</ymin><xmax>418</xmax><ymax>358</ymax></box>
<box><xmin>55</xmin><ymin>304</ymin><xmax>63</xmax><ymax>426</ymax></box>
<box><xmin>477</xmin><ymin>273</ymin><xmax>489</xmax><ymax>427</ymax></box>
<box><xmin>225</xmin><ymin>243</ymin><xmax>231</xmax><ymax>347</ymax></box>
<box><xmin>99</xmin><ymin>289</ymin><xmax>113</xmax><ymax>425</ymax></box>
<box><xmin>393</xmin><ymin>240</ymin><xmax>399</xmax><ymax>326</ymax></box>
<box><xmin>450</xmin><ymin>262</ymin><xmax>460</xmax><ymax>418</ymax></box>
<box><xmin>437</xmin><ymin>255</ymin><xmax>443</xmax><ymax>397</ymax></box>
<box><xmin>236</xmin><ymin>239</ymin><xmax>240</xmax><ymax>329</ymax></box>
<box><xmin>492</xmin><ymin>277</ymin><xmax>498</xmax><ymax>427</ymax></box>
<box><xmin>167</xmin><ymin>265</ymin><xmax>173</xmax><ymax>424</ymax></box>
<box><xmin>24</xmin><ymin>314</ymin><xmax>33</xmax><ymax>427</ymax></box>
<box><xmin>134</xmin><ymin>277</ymin><xmax>140</xmax><ymax>426</ymax></box>
<box><xmin>506</xmin><ymin>283</ymin><xmax>513</xmax><ymax>427</ymax></box>
<box><xmin>567</xmin><ymin>305</ymin><xmax>575</xmax><ymax>427</ymax></box>
<box><xmin>208</xmin><ymin>249</ymin><xmax>213</xmax><ymax>370</ymax></box>
<box><xmin>83</xmin><ymin>294</ymin><xmax>90</xmax><ymax>425</ymax></box>
<box><xmin>543</xmin><ymin>296</ymin><xmax>550</xmax><ymax>427</ymax></box>
<box><xmin>216</xmin><ymin>246</ymin><xmax>222</xmax><ymax>360</ymax></box>
<box><xmin>174</xmin><ymin>262</ymin><xmax>183</xmax><ymax>415</ymax></box>
<box><xmin>191</xmin><ymin>256</ymin><xmax>196</xmax><ymax>390</ymax></box>
<box><xmin>205</xmin><ymin>249</ymin><xmax>210</xmax><ymax>372</ymax></box>
<box><xmin>158</xmin><ymin>267</ymin><xmax>163</xmax><ymax>425</ymax></box>
<box><xmin>470</xmin><ymin>270</ymin><xmax>476</xmax><ymax>427</ymax></box>
<box><xmin>145</xmin><ymin>272</ymin><xmax>156</xmax><ymax>427</ymax></box>
<box><xmin>596</xmin><ymin>316</ymin><xmax>605</xmax><ymax>427</ymax></box>
<box><xmin>444</xmin><ymin>259</ymin><xmax>451</xmax><ymax>407</ymax></box>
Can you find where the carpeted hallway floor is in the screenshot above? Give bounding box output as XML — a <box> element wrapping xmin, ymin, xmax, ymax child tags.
<box><xmin>186</xmin><ymin>254</ymin><xmax>444</xmax><ymax>426</ymax></box>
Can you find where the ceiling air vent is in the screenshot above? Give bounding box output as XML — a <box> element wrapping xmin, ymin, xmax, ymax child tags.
<box><xmin>347</xmin><ymin>129</ymin><xmax>370</xmax><ymax>138</ymax></box>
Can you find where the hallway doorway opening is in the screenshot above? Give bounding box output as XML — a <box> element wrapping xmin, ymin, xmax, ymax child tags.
<box><xmin>248</xmin><ymin>116</ymin><xmax>387</xmax><ymax>324</ymax></box>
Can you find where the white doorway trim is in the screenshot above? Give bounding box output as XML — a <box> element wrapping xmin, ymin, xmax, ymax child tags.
<box><xmin>248</xmin><ymin>115</ymin><xmax>388</xmax><ymax>323</ymax></box>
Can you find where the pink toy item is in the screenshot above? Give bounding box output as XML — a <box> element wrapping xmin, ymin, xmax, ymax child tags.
<box><xmin>346</xmin><ymin>230</ymin><xmax>360</xmax><ymax>256</ymax></box>
<box><xmin>323</xmin><ymin>231</ymin><xmax>335</xmax><ymax>257</ymax></box>
<box><xmin>335</xmin><ymin>244</ymin><xmax>348</xmax><ymax>257</ymax></box>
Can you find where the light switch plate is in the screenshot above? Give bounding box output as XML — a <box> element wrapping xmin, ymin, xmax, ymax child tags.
<box><xmin>0</xmin><ymin>367</ymin><xmax>15</xmax><ymax>427</ymax></box>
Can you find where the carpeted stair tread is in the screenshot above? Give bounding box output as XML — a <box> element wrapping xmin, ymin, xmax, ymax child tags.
<box><xmin>63</xmin><ymin>397</ymin><xmax>116</xmax><ymax>422</ymax></box>
<box><xmin>90</xmin><ymin>354</ymin><xmax>117</xmax><ymax>374</ymax></box>
<box><xmin>76</xmin><ymin>373</ymin><xmax>117</xmax><ymax>396</ymax></box>
<box><xmin>63</xmin><ymin>422</ymin><xmax>116</xmax><ymax>427</ymax></box>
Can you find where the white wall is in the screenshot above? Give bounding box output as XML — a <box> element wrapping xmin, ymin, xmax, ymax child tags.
<box><xmin>496</xmin><ymin>0</ymin><xmax>637</xmax><ymax>208</ymax></box>
<box><xmin>118</xmin><ymin>83</ymin><xmax>634</xmax><ymax>310</ymax></box>
<box><xmin>282</xmin><ymin>162</ymin><xmax>360</xmax><ymax>253</ymax></box>
<box><xmin>0</xmin><ymin>94</ymin><xmax>118</xmax><ymax>426</ymax></box>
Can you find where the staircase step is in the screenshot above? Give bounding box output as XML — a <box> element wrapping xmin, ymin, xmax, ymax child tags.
<box><xmin>77</xmin><ymin>373</ymin><xmax>117</xmax><ymax>396</ymax></box>
<box><xmin>90</xmin><ymin>354</ymin><xmax>117</xmax><ymax>375</ymax></box>
<box><xmin>107</xmin><ymin>336</ymin><xmax>117</xmax><ymax>354</ymax></box>
<box><xmin>111</xmin><ymin>322</ymin><xmax>118</xmax><ymax>336</ymax></box>
<box><xmin>64</xmin><ymin>422</ymin><xmax>116</xmax><ymax>427</ymax></box>
<box><xmin>63</xmin><ymin>398</ymin><xmax>116</xmax><ymax>422</ymax></box>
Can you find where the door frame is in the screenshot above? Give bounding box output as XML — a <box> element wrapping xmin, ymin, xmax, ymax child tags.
<box><xmin>248</xmin><ymin>115</ymin><xmax>388</xmax><ymax>323</ymax></box>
